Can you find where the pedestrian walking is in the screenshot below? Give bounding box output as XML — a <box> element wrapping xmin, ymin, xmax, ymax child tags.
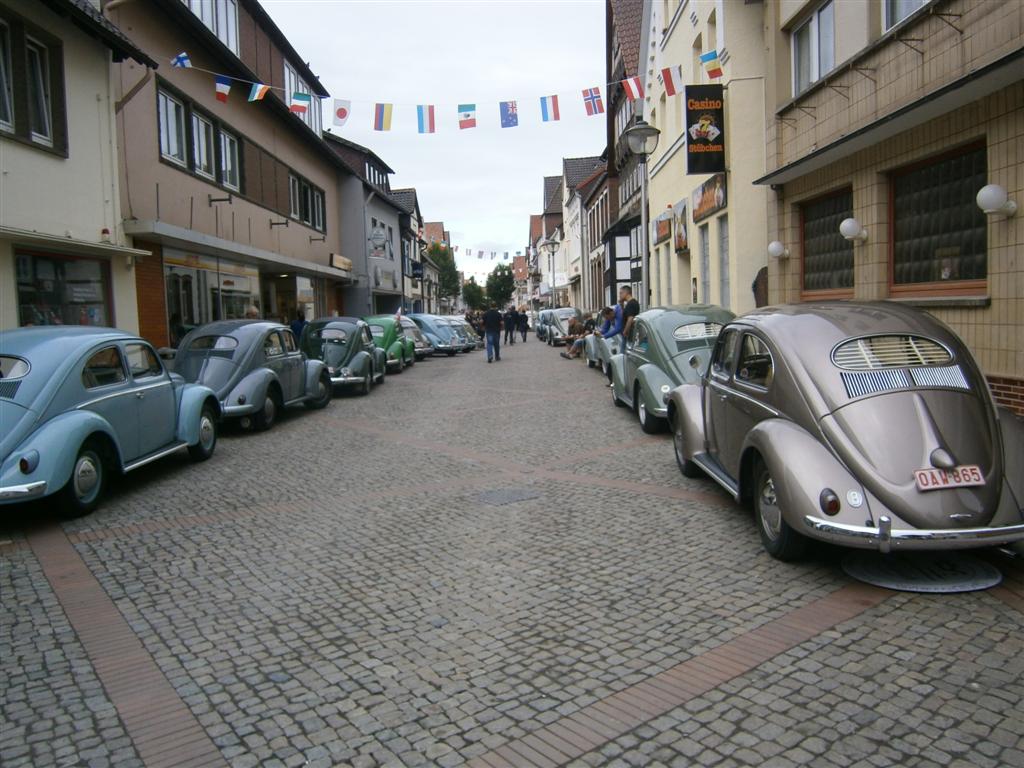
<box><xmin>517</xmin><ymin>307</ymin><xmax>529</xmax><ymax>342</ymax></box>
<box><xmin>482</xmin><ymin>303</ymin><xmax>503</xmax><ymax>363</ymax></box>
<box><xmin>503</xmin><ymin>306</ymin><xmax>518</xmax><ymax>345</ymax></box>
<box><xmin>290</xmin><ymin>310</ymin><xmax>307</xmax><ymax>341</ymax></box>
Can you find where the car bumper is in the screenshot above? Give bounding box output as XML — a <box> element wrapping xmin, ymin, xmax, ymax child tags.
<box><xmin>222</xmin><ymin>403</ymin><xmax>259</xmax><ymax>417</ymax></box>
<box><xmin>0</xmin><ymin>480</ymin><xmax>47</xmax><ymax>502</ymax></box>
<box><xmin>804</xmin><ymin>515</ymin><xmax>1024</xmax><ymax>553</ymax></box>
<box><xmin>330</xmin><ymin>375</ymin><xmax>364</xmax><ymax>385</ymax></box>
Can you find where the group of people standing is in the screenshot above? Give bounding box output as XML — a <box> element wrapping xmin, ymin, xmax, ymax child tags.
<box><xmin>466</xmin><ymin>305</ymin><xmax>530</xmax><ymax>363</ymax></box>
<box><xmin>559</xmin><ymin>285</ymin><xmax>641</xmax><ymax>363</ymax></box>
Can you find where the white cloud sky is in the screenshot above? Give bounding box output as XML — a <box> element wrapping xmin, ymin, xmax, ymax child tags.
<box><xmin>261</xmin><ymin>0</ymin><xmax>606</xmax><ymax>281</ymax></box>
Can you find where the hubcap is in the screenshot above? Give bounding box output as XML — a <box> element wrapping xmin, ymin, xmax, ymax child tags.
<box><xmin>674</xmin><ymin>426</ymin><xmax>686</xmax><ymax>460</ymax></box>
<box><xmin>639</xmin><ymin>401</ymin><xmax>647</xmax><ymax>424</ymax></box>
<box><xmin>264</xmin><ymin>397</ymin><xmax>275</xmax><ymax>422</ymax></box>
<box><xmin>199</xmin><ymin>415</ymin><xmax>215</xmax><ymax>449</ymax></box>
<box><xmin>759</xmin><ymin>476</ymin><xmax>782</xmax><ymax>541</ymax></box>
<box><xmin>73</xmin><ymin>453</ymin><xmax>100</xmax><ymax>500</ymax></box>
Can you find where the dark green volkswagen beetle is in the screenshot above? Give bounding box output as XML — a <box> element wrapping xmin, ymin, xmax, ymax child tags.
<box><xmin>364</xmin><ymin>315</ymin><xmax>417</xmax><ymax>372</ymax></box>
<box><xmin>300</xmin><ymin>317</ymin><xmax>387</xmax><ymax>395</ymax></box>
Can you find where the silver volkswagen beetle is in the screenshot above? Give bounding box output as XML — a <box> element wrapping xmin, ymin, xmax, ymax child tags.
<box><xmin>668</xmin><ymin>302</ymin><xmax>1024</xmax><ymax>560</ymax></box>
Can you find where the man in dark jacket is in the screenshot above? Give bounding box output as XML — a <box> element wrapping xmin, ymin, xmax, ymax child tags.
<box><xmin>503</xmin><ymin>306</ymin><xmax>518</xmax><ymax>345</ymax></box>
<box><xmin>517</xmin><ymin>308</ymin><xmax>529</xmax><ymax>342</ymax></box>
<box><xmin>482</xmin><ymin>303</ymin><xmax>503</xmax><ymax>362</ymax></box>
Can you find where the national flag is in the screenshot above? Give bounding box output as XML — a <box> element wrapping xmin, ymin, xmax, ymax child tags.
<box><xmin>333</xmin><ymin>99</ymin><xmax>351</xmax><ymax>126</ymax></box>
<box><xmin>214</xmin><ymin>75</ymin><xmax>231</xmax><ymax>103</ymax></box>
<box><xmin>491</xmin><ymin>252</ymin><xmax>496</xmax><ymax>259</ymax></box>
<box><xmin>700</xmin><ymin>50</ymin><xmax>724</xmax><ymax>79</ymax></box>
<box><xmin>289</xmin><ymin>92</ymin><xmax>311</xmax><ymax>114</ymax></box>
<box><xmin>373</xmin><ymin>103</ymin><xmax>393</xmax><ymax>131</ymax></box>
<box><xmin>499</xmin><ymin>100</ymin><xmax>518</xmax><ymax>128</ymax></box>
<box><xmin>248</xmin><ymin>83</ymin><xmax>270</xmax><ymax>101</ymax></box>
<box><xmin>539</xmin><ymin>94</ymin><xmax>560</xmax><ymax>122</ymax></box>
<box><xmin>478</xmin><ymin>250</ymin><xmax>484</xmax><ymax>259</ymax></box>
<box><xmin>504</xmin><ymin>252</ymin><xmax>509</xmax><ymax>260</ymax></box>
<box><xmin>621</xmin><ymin>76</ymin><xmax>644</xmax><ymax>100</ymax></box>
<box><xmin>171</xmin><ymin>51</ymin><xmax>191</xmax><ymax>68</ymax></box>
<box><xmin>661</xmin><ymin>65</ymin><xmax>684</xmax><ymax>97</ymax></box>
<box><xmin>458</xmin><ymin>103</ymin><xmax>477</xmax><ymax>129</ymax></box>
<box><xmin>416</xmin><ymin>104</ymin><xmax>436</xmax><ymax>134</ymax></box>
<box><xmin>453</xmin><ymin>246</ymin><xmax>459</xmax><ymax>253</ymax></box>
<box><xmin>516</xmin><ymin>251</ymin><xmax>522</xmax><ymax>257</ymax></box>
<box><xmin>582</xmin><ymin>87</ymin><xmax>604</xmax><ymax>116</ymax></box>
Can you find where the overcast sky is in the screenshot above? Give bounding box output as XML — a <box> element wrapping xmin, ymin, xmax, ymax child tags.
<box><xmin>262</xmin><ymin>0</ymin><xmax>606</xmax><ymax>281</ymax></box>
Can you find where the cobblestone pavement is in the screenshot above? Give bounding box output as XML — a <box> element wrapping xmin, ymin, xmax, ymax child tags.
<box><xmin>1</xmin><ymin>337</ymin><xmax>1023</xmax><ymax>767</ymax></box>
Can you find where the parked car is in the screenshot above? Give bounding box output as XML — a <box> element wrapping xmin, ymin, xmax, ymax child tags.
<box><xmin>0</xmin><ymin>327</ymin><xmax>220</xmax><ymax>517</ymax></box>
<box><xmin>535</xmin><ymin>309</ymin><xmax>552</xmax><ymax>341</ymax></box>
<box><xmin>408</xmin><ymin>314</ymin><xmax>460</xmax><ymax>356</ymax></box>
<box><xmin>584</xmin><ymin>332</ymin><xmax>623</xmax><ymax>380</ymax></box>
<box><xmin>611</xmin><ymin>305</ymin><xmax>733</xmax><ymax>433</ymax></box>
<box><xmin>449</xmin><ymin>318</ymin><xmax>481</xmax><ymax>350</ymax></box>
<box><xmin>364</xmin><ymin>315</ymin><xmax>416</xmax><ymax>372</ymax></box>
<box><xmin>175</xmin><ymin>320</ymin><xmax>331</xmax><ymax>431</ymax></box>
<box><xmin>668</xmin><ymin>302</ymin><xmax>1024</xmax><ymax>560</ymax></box>
<box><xmin>545</xmin><ymin>308</ymin><xmax>583</xmax><ymax>346</ymax></box>
<box><xmin>300</xmin><ymin>317</ymin><xmax>387</xmax><ymax>394</ymax></box>
<box><xmin>400</xmin><ymin>317</ymin><xmax>433</xmax><ymax>360</ymax></box>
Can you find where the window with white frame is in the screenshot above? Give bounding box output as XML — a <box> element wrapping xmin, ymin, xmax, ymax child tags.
<box><xmin>220</xmin><ymin>129</ymin><xmax>239</xmax><ymax>190</ymax></box>
<box><xmin>792</xmin><ymin>1</ymin><xmax>834</xmax><ymax>96</ymax></box>
<box><xmin>289</xmin><ymin>174</ymin><xmax>301</xmax><ymax>219</ymax></box>
<box><xmin>284</xmin><ymin>60</ymin><xmax>322</xmax><ymax>132</ymax></box>
<box><xmin>312</xmin><ymin>190</ymin><xmax>324</xmax><ymax>231</ymax></box>
<box><xmin>0</xmin><ymin>21</ymin><xmax>11</xmax><ymax>132</ymax></box>
<box><xmin>26</xmin><ymin>38</ymin><xmax>52</xmax><ymax>145</ymax></box>
<box><xmin>884</xmin><ymin>0</ymin><xmax>928</xmax><ymax>30</ymax></box>
<box><xmin>287</xmin><ymin>173</ymin><xmax>324</xmax><ymax>231</ymax></box>
<box><xmin>191</xmin><ymin>113</ymin><xmax>215</xmax><ymax>178</ymax></box>
<box><xmin>181</xmin><ymin>0</ymin><xmax>238</xmax><ymax>55</ymax></box>
<box><xmin>158</xmin><ymin>89</ymin><xmax>187</xmax><ymax>165</ymax></box>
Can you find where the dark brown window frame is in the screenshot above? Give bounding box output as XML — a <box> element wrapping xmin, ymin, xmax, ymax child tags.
<box><xmin>887</xmin><ymin>140</ymin><xmax>987</xmax><ymax>298</ymax></box>
<box><xmin>0</xmin><ymin>5</ymin><xmax>68</xmax><ymax>157</ymax></box>
<box><xmin>798</xmin><ymin>186</ymin><xmax>855</xmax><ymax>301</ymax></box>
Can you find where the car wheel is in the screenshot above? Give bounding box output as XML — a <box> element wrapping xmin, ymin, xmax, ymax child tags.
<box><xmin>754</xmin><ymin>458</ymin><xmax>807</xmax><ymax>561</ymax></box>
<box><xmin>637</xmin><ymin>396</ymin><xmax>664</xmax><ymax>435</ymax></box>
<box><xmin>360</xmin><ymin>371</ymin><xmax>372</xmax><ymax>395</ymax></box>
<box><xmin>187</xmin><ymin>404</ymin><xmax>218</xmax><ymax>461</ymax></box>
<box><xmin>59</xmin><ymin>438</ymin><xmax>107</xmax><ymax>518</ymax></box>
<box><xmin>447</xmin><ymin>351</ymin><xmax>456</xmax><ymax>357</ymax></box>
<box><xmin>253</xmin><ymin>390</ymin><xmax>278</xmax><ymax>431</ymax></box>
<box><xmin>395</xmin><ymin>356</ymin><xmax>405</xmax><ymax>373</ymax></box>
<box><xmin>673</xmin><ymin>418</ymin><xmax>702</xmax><ymax>478</ymax></box>
<box><xmin>611</xmin><ymin>384</ymin><xmax>625</xmax><ymax>408</ymax></box>
<box><xmin>305</xmin><ymin>372</ymin><xmax>332</xmax><ymax>410</ymax></box>
<box><xmin>407</xmin><ymin>352</ymin><xmax>415</xmax><ymax>367</ymax></box>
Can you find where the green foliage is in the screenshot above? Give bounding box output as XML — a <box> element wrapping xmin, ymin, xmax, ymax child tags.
<box><xmin>485</xmin><ymin>263</ymin><xmax>516</xmax><ymax>309</ymax></box>
<box><xmin>428</xmin><ymin>243</ymin><xmax>461</xmax><ymax>300</ymax></box>
<box><xmin>462</xmin><ymin>278</ymin><xmax>486</xmax><ymax>310</ymax></box>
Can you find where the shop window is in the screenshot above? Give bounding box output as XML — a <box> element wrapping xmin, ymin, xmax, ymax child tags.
<box><xmin>26</xmin><ymin>38</ymin><xmax>52</xmax><ymax>145</ymax></box>
<box><xmin>192</xmin><ymin>113</ymin><xmax>215</xmax><ymax>178</ymax></box>
<box><xmin>891</xmin><ymin>145</ymin><xmax>987</xmax><ymax>293</ymax></box>
<box><xmin>125</xmin><ymin>344</ymin><xmax>164</xmax><ymax>379</ymax></box>
<box><xmin>0</xmin><ymin>21</ymin><xmax>12</xmax><ymax>132</ymax></box>
<box><xmin>16</xmin><ymin>252</ymin><xmax>112</xmax><ymax>327</ymax></box>
<box><xmin>158</xmin><ymin>89</ymin><xmax>186</xmax><ymax>165</ymax></box>
<box><xmin>82</xmin><ymin>347</ymin><xmax>126</xmax><ymax>389</ymax></box>
<box><xmin>220</xmin><ymin>128</ymin><xmax>239</xmax><ymax>190</ymax></box>
<box><xmin>884</xmin><ymin>0</ymin><xmax>927</xmax><ymax>30</ymax></box>
<box><xmin>801</xmin><ymin>189</ymin><xmax>854</xmax><ymax>295</ymax></box>
<box><xmin>792</xmin><ymin>1</ymin><xmax>834</xmax><ymax>95</ymax></box>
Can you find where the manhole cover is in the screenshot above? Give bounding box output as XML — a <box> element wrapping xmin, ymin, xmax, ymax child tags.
<box><xmin>477</xmin><ymin>488</ymin><xmax>542</xmax><ymax>506</ymax></box>
<box><xmin>842</xmin><ymin>551</ymin><xmax>1002</xmax><ymax>593</ymax></box>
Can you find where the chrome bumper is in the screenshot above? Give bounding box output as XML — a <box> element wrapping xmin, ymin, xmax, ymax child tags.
<box><xmin>222</xmin><ymin>403</ymin><xmax>258</xmax><ymax>417</ymax></box>
<box><xmin>804</xmin><ymin>515</ymin><xmax>1024</xmax><ymax>553</ymax></box>
<box><xmin>0</xmin><ymin>480</ymin><xmax>47</xmax><ymax>502</ymax></box>
<box><xmin>330</xmin><ymin>375</ymin><xmax>364</xmax><ymax>385</ymax></box>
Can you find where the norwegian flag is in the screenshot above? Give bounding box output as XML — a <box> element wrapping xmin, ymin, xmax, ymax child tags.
<box><xmin>621</xmin><ymin>76</ymin><xmax>644</xmax><ymax>100</ymax></box>
<box><xmin>582</xmin><ymin>87</ymin><xmax>604</xmax><ymax>116</ymax></box>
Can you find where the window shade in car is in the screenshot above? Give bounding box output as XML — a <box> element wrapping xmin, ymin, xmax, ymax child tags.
<box><xmin>832</xmin><ymin>335</ymin><xmax>951</xmax><ymax>369</ymax></box>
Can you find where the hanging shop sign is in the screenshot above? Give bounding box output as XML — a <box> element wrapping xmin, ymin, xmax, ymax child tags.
<box><xmin>692</xmin><ymin>174</ymin><xmax>727</xmax><ymax>222</ymax></box>
<box><xmin>685</xmin><ymin>85</ymin><xmax>725</xmax><ymax>175</ymax></box>
<box><xmin>654</xmin><ymin>213</ymin><xmax>672</xmax><ymax>245</ymax></box>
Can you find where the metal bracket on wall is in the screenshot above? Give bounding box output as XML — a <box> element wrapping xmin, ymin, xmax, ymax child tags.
<box><xmin>795</xmin><ymin>105</ymin><xmax>817</xmax><ymax>119</ymax></box>
<box><xmin>826</xmin><ymin>83</ymin><xmax>850</xmax><ymax>100</ymax></box>
<box><xmin>208</xmin><ymin>194</ymin><xmax>232</xmax><ymax>207</ymax></box>
<box><xmin>931</xmin><ymin>10</ymin><xmax>963</xmax><ymax>34</ymax></box>
<box><xmin>775</xmin><ymin>116</ymin><xmax>798</xmax><ymax>127</ymax></box>
<box><xmin>269</xmin><ymin>218</ymin><xmax>289</xmax><ymax>228</ymax></box>
<box><xmin>309</xmin><ymin>235</ymin><xmax>326</xmax><ymax>243</ymax></box>
<box><xmin>896</xmin><ymin>37</ymin><xmax>925</xmax><ymax>55</ymax></box>
<box><xmin>852</xmin><ymin>67</ymin><xmax>877</xmax><ymax>84</ymax></box>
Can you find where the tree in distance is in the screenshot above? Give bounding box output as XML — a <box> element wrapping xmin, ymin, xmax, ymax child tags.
<box><xmin>486</xmin><ymin>263</ymin><xmax>515</xmax><ymax>309</ymax></box>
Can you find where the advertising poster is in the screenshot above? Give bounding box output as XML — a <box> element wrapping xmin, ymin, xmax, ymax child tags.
<box><xmin>672</xmin><ymin>199</ymin><xmax>688</xmax><ymax>254</ymax></box>
<box><xmin>692</xmin><ymin>173</ymin><xmax>728</xmax><ymax>222</ymax></box>
<box><xmin>685</xmin><ymin>84</ymin><xmax>726</xmax><ymax>175</ymax></box>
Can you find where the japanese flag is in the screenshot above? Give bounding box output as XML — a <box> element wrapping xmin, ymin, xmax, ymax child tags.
<box><xmin>333</xmin><ymin>99</ymin><xmax>351</xmax><ymax>127</ymax></box>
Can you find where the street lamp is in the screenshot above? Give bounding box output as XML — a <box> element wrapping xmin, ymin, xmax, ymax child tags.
<box><xmin>623</xmin><ymin>119</ymin><xmax>661</xmax><ymax>310</ymax></box>
<box><xmin>541</xmin><ymin>237</ymin><xmax>559</xmax><ymax>309</ymax></box>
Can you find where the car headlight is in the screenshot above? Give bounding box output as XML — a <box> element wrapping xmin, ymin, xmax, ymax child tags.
<box><xmin>388</xmin><ymin>352</ymin><xmax>396</xmax><ymax>359</ymax></box>
<box><xmin>328</xmin><ymin>366</ymin><xmax>337</xmax><ymax>375</ymax></box>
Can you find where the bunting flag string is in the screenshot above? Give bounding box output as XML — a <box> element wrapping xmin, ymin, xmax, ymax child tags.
<box><xmin>161</xmin><ymin>49</ymin><xmax>725</xmax><ymax>133</ymax></box>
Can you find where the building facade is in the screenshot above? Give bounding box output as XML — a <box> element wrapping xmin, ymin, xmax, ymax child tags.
<box><xmin>640</xmin><ymin>0</ymin><xmax>769</xmax><ymax>314</ymax></box>
<box><xmin>1</xmin><ymin>0</ymin><xmax>155</xmax><ymax>333</ymax></box>
<box><xmin>758</xmin><ymin>0</ymin><xmax>1023</xmax><ymax>412</ymax></box>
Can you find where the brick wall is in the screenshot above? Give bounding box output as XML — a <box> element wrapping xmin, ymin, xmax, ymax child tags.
<box><xmin>134</xmin><ymin>241</ymin><xmax>168</xmax><ymax>348</ymax></box>
<box><xmin>989</xmin><ymin>375</ymin><xmax>1024</xmax><ymax>416</ymax></box>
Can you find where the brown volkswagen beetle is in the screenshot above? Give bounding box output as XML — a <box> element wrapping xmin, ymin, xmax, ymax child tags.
<box><xmin>667</xmin><ymin>302</ymin><xmax>1024</xmax><ymax>560</ymax></box>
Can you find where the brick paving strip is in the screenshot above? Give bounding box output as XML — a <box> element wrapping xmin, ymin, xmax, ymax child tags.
<box><xmin>26</xmin><ymin>526</ymin><xmax>228</xmax><ymax>768</ymax></box>
<box><xmin>467</xmin><ymin>582</ymin><xmax>891</xmax><ymax>768</ymax></box>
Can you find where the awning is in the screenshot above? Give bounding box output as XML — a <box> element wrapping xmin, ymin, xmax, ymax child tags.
<box><xmin>755</xmin><ymin>46</ymin><xmax>1024</xmax><ymax>187</ymax></box>
<box><xmin>1</xmin><ymin>225</ymin><xmax>151</xmax><ymax>258</ymax></box>
<box><xmin>124</xmin><ymin>219</ymin><xmax>354</xmax><ymax>282</ymax></box>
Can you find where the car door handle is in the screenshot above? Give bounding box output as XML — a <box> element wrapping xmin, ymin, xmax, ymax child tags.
<box><xmin>136</xmin><ymin>392</ymin><xmax>145</xmax><ymax>399</ymax></box>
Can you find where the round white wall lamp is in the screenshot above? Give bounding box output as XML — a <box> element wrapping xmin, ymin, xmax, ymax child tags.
<box><xmin>839</xmin><ymin>217</ymin><xmax>868</xmax><ymax>243</ymax></box>
<box><xmin>976</xmin><ymin>184</ymin><xmax>1017</xmax><ymax>217</ymax></box>
<box><xmin>767</xmin><ymin>241</ymin><xmax>790</xmax><ymax>259</ymax></box>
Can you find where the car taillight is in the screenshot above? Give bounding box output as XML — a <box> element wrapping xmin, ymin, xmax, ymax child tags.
<box><xmin>819</xmin><ymin>489</ymin><xmax>841</xmax><ymax>516</ymax></box>
<box><xmin>19</xmin><ymin>458</ymin><xmax>30</xmax><ymax>473</ymax></box>
<box><xmin>18</xmin><ymin>451</ymin><xmax>39</xmax><ymax>474</ymax></box>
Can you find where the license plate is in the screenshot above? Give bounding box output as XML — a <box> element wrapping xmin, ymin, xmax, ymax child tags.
<box><xmin>914</xmin><ymin>465</ymin><xmax>984</xmax><ymax>491</ymax></box>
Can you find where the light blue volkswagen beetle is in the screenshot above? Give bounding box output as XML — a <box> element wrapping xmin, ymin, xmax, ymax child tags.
<box><xmin>0</xmin><ymin>327</ymin><xmax>220</xmax><ymax>517</ymax></box>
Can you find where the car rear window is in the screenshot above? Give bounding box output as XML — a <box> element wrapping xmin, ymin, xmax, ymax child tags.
<box><xmin>832</xmin><ymin>335</ymin><xmax>951</xmax><ymax>370</ymax></box>
<box><xmin>369</xmin><ymin>325</ymin><xmax>386</xmax><ymax>337</ymax></box>
<box><xmin>556</xmin><ymin>309</ymin><xmax>577</xmax><ymax>319</ymax></box>
<box><xmin>321</xmin><ymin>329</ymin><xmax>348</xmax><ymax>343</ymax></box>
<box><xmin>0</xmin><ymin>356</ymin><xmax>30</xmax><ymax>379</ymax></box>
<box><xmin>189</xmin><ymin>335</ymin><xmax>239</xmax><ymax>352</ymax></box>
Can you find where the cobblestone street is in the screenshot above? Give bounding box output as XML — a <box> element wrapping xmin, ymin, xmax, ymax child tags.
<box><xmin>2</xmin><ymin>339</ymin><xmax>1023</xmax><ymax>768</ymax></box>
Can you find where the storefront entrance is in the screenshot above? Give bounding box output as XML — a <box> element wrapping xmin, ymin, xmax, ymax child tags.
<box><xmin>164</xmin><ymin>249</ymin><xmax>261</xmax><ymax>346</ymax></box>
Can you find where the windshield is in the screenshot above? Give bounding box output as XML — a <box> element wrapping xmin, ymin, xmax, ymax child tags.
<box><xmin>175</xmin><ymin>354</ymin><xmax>237</xmax><ymax>391</ymax></box>
<box><xmin>556</xmin><ymin>309</ymin><xmax>578</xmax><ymax>320</ymax></box>
<box><xmin>0</xmin><ymin>356</ymin><xmax>30</xmax><ymax>379</ymax></box>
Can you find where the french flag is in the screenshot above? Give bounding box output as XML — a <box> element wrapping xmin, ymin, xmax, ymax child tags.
<box><xmin>661</xmin><ymin>66</ymin><xmax>684</xmax><ymax>98</ymax></box>
<box><xmin>621</xmin><ymin>76</ymin><xmax>644</xmax><ymax>100</ymax></box>
<box><xmin>539</xmin><ymin>94</ymin><xmax>560</xmax><ymax>122</ymax></box>
<box><xmin>215</xmin><ymin>75</ymin><xmax>231</xmax><ymax>103</ymax></box>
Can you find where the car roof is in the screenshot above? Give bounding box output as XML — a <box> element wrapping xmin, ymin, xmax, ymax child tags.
<box><xmin>642</xmin><ymin>304</ymin><xmax>736</xmax><ymax>329</ymax></box>
<box><xmin>187</xmin><ymin>320</ymin><xmax>285</xmax><ymax>340</ymax></box>
<box><xmin>310</xmin><ymin>316</ymin><xmax>362</xmax><ymax>326</ymax></box>
<box><xmin>0</xmin><ymin>326</ymin><xmax>133</xmax><ymax>359</ymax></box>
